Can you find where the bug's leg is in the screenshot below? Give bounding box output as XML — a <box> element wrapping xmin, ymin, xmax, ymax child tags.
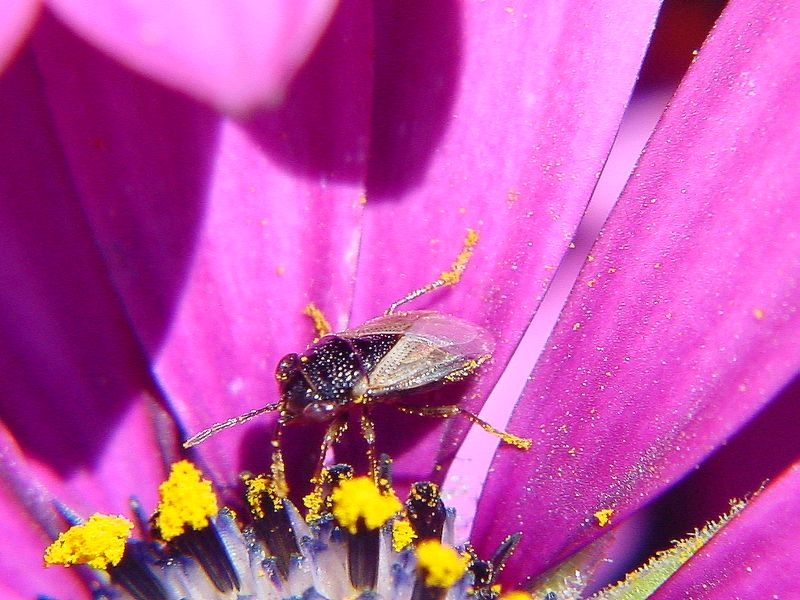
<box><xmin>386</xmin><ymin>228</ymin><xmax>479</xmax><ymax>315</ymax></box>
<box><xmin>311</xmin><ymin>415</ymin><xmax>349</xmax><ymax>490</ymax></box>
<box><xmin>394</xmin><ymin>404</ymin><xmax>532</xmax><ymax>450</ymax></box>
<box><xmin>269</xmin><ymin>416</ymin><xmax>291</xmax><ymax>497</ymax></box>
<box><xmin>183</xmin><ymin>403</ymin><xmax>281</xmax><ymax>448</ymax></box>
<box><xmin>303</xmin><ymin>303</ymin><xmax>332</xmax><ymax>338</ymax></box>
<box><xmin>359</xmin><ymin>408</ymin><xmax>380</xmax><ymax>483</ymax></box>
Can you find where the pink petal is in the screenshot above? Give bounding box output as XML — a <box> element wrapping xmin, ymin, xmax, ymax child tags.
<box><xmin>0</xmin><ymin>0</ymin><xmax>39</xmax><ymax>72</ymax></box>
<box><xmin>46</xmin><ymin>0</ymin><xmax>337</xmax><ymax>113</ymax></box>
<box><xmin>0</xmin><ymin>37</ymin><xmax>172</xmax><ymax>510</ymax></box>
<box><xmin>146</xmin><ymin>4</ymin><xmax>373</xmax><ymax>491</ymax></box>
<box><xmin>475</xmin><ymin>0</ymin><xmax>800</xmax><ymax>582</ymax></box>
<box><xmin>347</xmin><ymin>1</ymin><xmax>661</xmax><ymax>485</ymax></box>
<box><xmin>652</xmin><ymin>462</ymin><xmax>800</xmax><ymax>598</ymax></box>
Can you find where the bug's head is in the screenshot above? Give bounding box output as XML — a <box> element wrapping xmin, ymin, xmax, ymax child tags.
<box><xmin>275</xmin><ymin>352</ymin><xmax>338</xmax><ymax>422</ymax></box>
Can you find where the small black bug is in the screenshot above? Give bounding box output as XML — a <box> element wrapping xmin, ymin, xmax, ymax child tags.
<box><xmin>184</xmin><ymin>230</ymin><xmax>531</xmax><ymax>483</ymax></box>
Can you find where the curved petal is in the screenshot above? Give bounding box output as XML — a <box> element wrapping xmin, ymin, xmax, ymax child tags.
<box><xmin>21</xmin><ymin>7</ymin><xmax>372</xmax><ymax>492</ymax></box>
<box><xmin>475</xmin><ymin>0</ymin><xmax>800</xmax><ymax>581</ymax></box>
<box><xmin>0</xmin><ymin>0</ymin><xmax>39</xmax><ymax>72</ymax></box>
<box><xmin>652</xmin><ymin>462</ymin><xmax>800</xmax><ymax>598</ymax></box>
<box><xmin>148</xmin><ymin>3</ymin><xmax>373</xmax><ymax>491</ymax></box>
<box><xmin>47</xmin><ymin>0</ymin><xmax>338</xmax><ymax>113</ymax></box>
<box><xmin>0</xmin><ymin>40</ymin><xmax>174</xmax><ymax>489</ymax></box>
<box><xmin>347</xmin><ymin>1</ymin><xmax>661</xmax><ymax>484</ymax></box>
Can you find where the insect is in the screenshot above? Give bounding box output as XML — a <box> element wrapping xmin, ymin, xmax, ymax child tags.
<box><xmin>184</xmin><ymin>230</ymin><xmax>531</xmax><ymax>484</ymax></box>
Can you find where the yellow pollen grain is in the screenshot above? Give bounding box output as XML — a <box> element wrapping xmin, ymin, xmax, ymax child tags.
<box><xmin>44</xmin><ymin>514</ymin><xmax>133</xmax><ymax>571</ymax></box>
<box><xmin>303</xmin><ymin>303</ymin><xmax>332</xmax><ymax>337</ymax></box>
<box><xmin>392</xmin><ymin>518</ymin><xmax>418</xmax><ymax>551</ymax></box>
<box><xmin>330</xmin><ymin>476</ymin><xmax>402</xmax><ymax>534</ymax></box>
<box><xmin>154</xmin><ymin>460</ymin><xmax>218</xmax><ymax>541</ymax></box>
<box><xmin>439</xmin><ymin>228</ymin><xmax>479</xmax><ymax>285</ymax></box>
<box><xmin>594</xmin><ymin>508</ymin><xmax>614</xmax><ymax>527</ymax></box>
<box><xmin>753</xmin><ymin>307</ymin><xmax>765</xmax><ymax>320</ymax></box>
<box><xmin>415</xmin><ymin>539</ymin><xmax>469</xmax><ymax>588</ymax></box>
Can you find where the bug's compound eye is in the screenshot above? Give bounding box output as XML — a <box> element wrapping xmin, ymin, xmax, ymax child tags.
<box><xmin>275</xmin><ymin>353</ymin><xmax>301</xmax><ymax>383</ymax></box>
<box><xmin>303</xmin><ymin>401</ymin><xmax>338</xmax><ymax>423</ymax></box>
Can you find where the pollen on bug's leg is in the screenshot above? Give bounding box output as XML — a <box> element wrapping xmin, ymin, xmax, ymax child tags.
<box><xmin>43</xmin><ymin>514</ymin><xmax>133</xmax><ymax>570</ymax></box>
<box><xmin>440</xmin><ymin>228</ymin><xmax>480</xmax><ymax>286</ymax></box>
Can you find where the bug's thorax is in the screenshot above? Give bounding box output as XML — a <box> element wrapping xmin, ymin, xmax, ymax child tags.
<box><xmin>275</xmin><ymin>333</ymin><xmax>402</xmax><ymax>421</ymax></box>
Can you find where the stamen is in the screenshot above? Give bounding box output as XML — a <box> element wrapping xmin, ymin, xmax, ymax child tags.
<box><xmin>415</xmin><ymin>539</ymin><xmax>469</xmax><ymax>588</ymax></box>
<box><xmin>406</xmin><ymin>482</ymin><xmax>447</xmax><ymax>541</ymax></box>
<box><xmin>153</xmin><ymin>460</ymin><xmax>218</xmax><ymax>540</ymax></box>
<box><xmin>43</xmin><ymin>514</ymin><xmax>132</xmax><ymax>570</ymax></box>
<box><xmin>330</xmin><ymin>476</ymin><xmax>402</xmax><ymax>591</ymax></box>
<box><xmin>330</xmin><ymin>476</ymin><xmax>402</xmax><ymax>534</ymax></box>
<box><xmin>392</xmin><ymin>518</ymin><xmax>418</xmax><ymax>552</ymax></box>
<box><xmin>245</xmin><ymin>474</ymin><xmax>301</xmax><ymax>579</ymax></box>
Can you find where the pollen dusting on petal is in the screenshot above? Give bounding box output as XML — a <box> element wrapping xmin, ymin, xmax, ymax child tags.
<box><xmin>392</xmin><ymin>518</ymin><xmax>417</xmax><ymax>551</ymax></box>
<box><xmin>589</xmin><ymin>499</ymin><xmax>747</xmax><ymax>599</ymax></box>
<box><xmin>330</xmin><ymin>476</ymin><xmax>402</xmax><ymax>534</ymax></box>
<box><xmin>154</xmin><ymin>460</ymin><xmax>218</xmax><ymax>541</ymax></box>
<box><xmin>44</xmin><ymin>514</ymin><xmax>133</xmax><ymax>570</ymax></box>
<box><xmin>415</xmin><ymin>539</ymin><xmax>469</xmax><ymax>588</ymax></box>
<box><xmin>594</xmin><ymin>508</ymin><xmax>614</xmax><ymax>527</ymax></box>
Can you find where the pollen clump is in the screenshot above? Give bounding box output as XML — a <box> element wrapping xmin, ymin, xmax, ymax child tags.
<box><xmin>415</xmin><ymin>539</ymin><xmax>469</xmax><ymax>588</ymax></box>
<box><xmin>498</xmin><ymin>592</ymin><xmax>534</xmax><ymax>600</ymax></box>
<box><xmin>44</xmin><ymin>514</ymin><xmax>133</xmax><ymax>570</ymax></box>
<box><xmin>154</xmin><ymin>460</ymin><xmax>218</xmax><ymax>541</ymax></box>
<box><xmin>594</xmin><ymin>508</ymin><xmax>614</xmax><ymax>527</ymax></box>
<box><xmin>391</xmin><ymin>518</ymin><xmax>418</xmax><ymax>551</ymax></box>
<box><xmin>330</xmin><ymin>476</ymin><xmax>401</xmax><ymax>534</ymax></box>
<box><xmin>245</xmin><ymin>474</ymin><xmax>283</xmax><ymax>518</ymax></box>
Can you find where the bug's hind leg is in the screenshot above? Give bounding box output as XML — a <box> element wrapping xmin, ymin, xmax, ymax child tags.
<box><xmin>394</xmin><ymin>404</ymin><xmax>532</xmax><ymax>450</ymax></box>
<box><xmin>386</xmin><ymin>228</ymin><xmax>479</xmax><ymax>315</ymax></box>
<box><xmin>359</xmin><ymin>408</ymin><xmax>381</xmax><ymax>483</ymax></box>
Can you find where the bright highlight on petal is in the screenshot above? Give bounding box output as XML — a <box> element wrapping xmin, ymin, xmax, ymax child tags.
<box><xmin>154</xmin><ymin>459</ymin><xmax>218</xmax><ymax>540</ymax></box>
<box><xmin>330</xmin><ymin>475</ymin><xmax>402</xmax><ymax>534</ymax></box>
<box><xmin>43</xmin><ymin>514</ymin><xmax>132</xmax><ymax>570</ymax></box>
<box><xmin>416</xmin><ymin>539</ymin><xmax>469</xmax><ymax>588</ymax></box>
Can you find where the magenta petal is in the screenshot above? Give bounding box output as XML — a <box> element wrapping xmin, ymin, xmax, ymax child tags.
<box><xmin>475</xmin><ymin>0</ymin><xmax>800</xmax><ymax>581</ymax></box>
<box><xmin>652</xmin><ymin>462</ymin><xmax>800</xmax><ymax>598</ymax></box>
<box><xmin>349</xmin><ymin>1</ymin><xmax>661</xmax><ymax>484</ymax></box>
<box><xmin>0</xmin><ymin>0</ymin><xmax>38</xmax><ymax>71</ymax></box>
<box><xmin>46</xmin><ymin>0</ymin><xmax>337</xmax><ymax>113</ymax></box>
<box><xmin>151</xmin><ymin>4</ymin><xmax>373</xmax><ymax>490</ymax></box>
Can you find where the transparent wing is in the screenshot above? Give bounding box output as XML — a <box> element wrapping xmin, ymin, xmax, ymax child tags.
<box><xmin>340</xmin><ymin>311</ymin><xmax>495</xmax><ymax>396</ymax></box>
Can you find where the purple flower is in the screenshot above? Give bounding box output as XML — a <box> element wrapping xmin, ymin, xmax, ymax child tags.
<box><xmin>0</xmin><ymin>1</ymin><xmax>798</xmax><ymax>598</ymax></box>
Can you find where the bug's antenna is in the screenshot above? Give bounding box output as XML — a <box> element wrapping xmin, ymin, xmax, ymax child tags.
<box><xmin>386</xmin><ymin>228</ymin><xmax>479</xmax><ymax>315</ymax></box>
<box><xmin>183</xmin><ymin>403</ymin><xmax>281</xmax><ymax>448</ymax></box>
